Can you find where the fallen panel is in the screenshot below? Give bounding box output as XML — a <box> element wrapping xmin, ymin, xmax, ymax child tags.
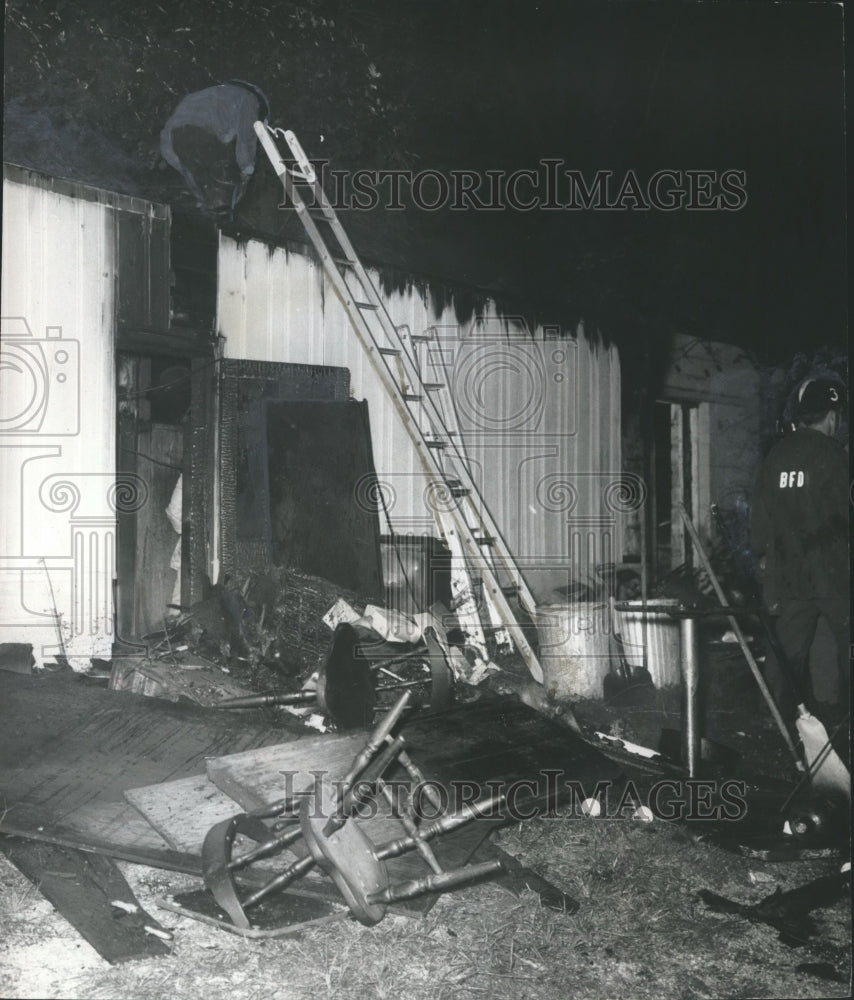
<box><xmin>0</xmin><ymin>838</ymin><xmax>172</xmax><ymax>963</ymax></box>
<box><xmin>0</xmin><ymin>670</ymin><xmax>299</xmax><ymax>858</ymax></box>
<box><xmin>0</xmin><ymin>819</ymin><xmax>202</xmax><ymax>874</ymax></box>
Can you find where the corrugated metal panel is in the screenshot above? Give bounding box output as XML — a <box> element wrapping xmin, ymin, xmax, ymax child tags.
<box><xmin>1</xmin><ymin>169</ymin><xmax>118</xmax><ymax>666</ymax></box>
<box><xmin>217</xmin><ymin>234</ymin><xmax>622</xmax><ymax>603</ymax></box>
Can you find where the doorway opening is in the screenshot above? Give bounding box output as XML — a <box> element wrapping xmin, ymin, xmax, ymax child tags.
<box><xmin>116</xmin><ymin>354</ymin><xmax>192</xmax><ymax>641</ymax></box>
<box><xmin>649</xmin><ymin>399</ymin><xmax>710</xmax><ymax>576</ymax></box>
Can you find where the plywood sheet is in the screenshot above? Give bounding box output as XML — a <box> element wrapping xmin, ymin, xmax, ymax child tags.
<box><xmin>125</xmin><ymin>775</ymin><xmax>243</xmax><ymax>853</ymax></box>
<box><xmin>0</xmin><ymin>670</ymin><xmax>301</xmax><ymax>862</ymax></box>
<box><xmin>266</xmin><ymin>400</ymin><xmax>384</xmax><ymax>598</ymax></box>
<box><xmin>207</xmin><ymin>730</ymin><xmax>366</xmax><ymax>812</ymax></box>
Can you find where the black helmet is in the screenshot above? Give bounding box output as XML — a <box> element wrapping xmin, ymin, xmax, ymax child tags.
<box><xmin>229</xmin><ymin>80</ymin><xmax>270</xmax><ymax>122</ymax></box>
<box><xmin>793</xmin><ymin>377</ymin><xmax>847</xmax><ymax>423</ymax></box>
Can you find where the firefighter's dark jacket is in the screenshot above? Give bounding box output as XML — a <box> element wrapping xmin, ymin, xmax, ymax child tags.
<box><xmin>750</xmin><ymin>427</ymin><xmax>849</xmax><ymax>603</ymax></box>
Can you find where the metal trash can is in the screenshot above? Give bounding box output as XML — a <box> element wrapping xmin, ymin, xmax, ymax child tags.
<box><xmin>613</xmin><ymin>599</ymin><xmax>681</xmax><ymax>688</ymax></box>
<box><xmin>535</xmin><ymin>602</ymin><xmax>612</xmax><ymax>700</ymax></box>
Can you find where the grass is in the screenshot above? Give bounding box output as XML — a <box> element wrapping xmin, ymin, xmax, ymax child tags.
<box><xmin>0</xmin><ymin>867</ymin><xmax>39</xmax><ymax>925</ymax></box>
<box><xmin>2</xmin><ymin>806</ymin><xmax>849</xmax><ymax>1000</ymax></box>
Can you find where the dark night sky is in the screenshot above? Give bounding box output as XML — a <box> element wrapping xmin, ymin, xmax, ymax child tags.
<box><xmin>374</xmin><ymin>1</ymin><xmax>847</xmax><ymax>362</ymax></box>
<box><xmin>3</xmin><ymin>0</ymin><xmax>848</xmax><ymax>365</ymax></box>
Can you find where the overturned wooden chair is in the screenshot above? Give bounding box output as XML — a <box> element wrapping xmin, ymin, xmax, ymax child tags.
<box><xmin>201</xmin><ymin>692</ymin><xmax>506</xmax><ymax>929</ymax></box>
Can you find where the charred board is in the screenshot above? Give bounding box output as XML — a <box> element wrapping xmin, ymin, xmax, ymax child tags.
<box><xmin>0</xmin><ymin>838</ymin><xmax>172</xmax><ymax>963</ymax></box>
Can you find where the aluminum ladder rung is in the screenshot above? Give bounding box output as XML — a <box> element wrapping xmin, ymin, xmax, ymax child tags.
<box><xmin>254</xmin><ymin>122</ymin><xmax>544</xmax><ymax>684</ymax></box>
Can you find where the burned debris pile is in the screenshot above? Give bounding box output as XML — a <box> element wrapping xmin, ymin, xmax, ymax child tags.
<box><xmin>112</xmin><ymin>568</ymin><xmax>368</xmax><ymax>711</ymax></box>
<box><xmin>167</xmin><ymin>567</ymin><xmax>368</xmax><ymax>688</ymax></box>
<box><xmin>110</xmin><ymin>562</ymin><xmax>511</xmax><ymax>733</ymax></box>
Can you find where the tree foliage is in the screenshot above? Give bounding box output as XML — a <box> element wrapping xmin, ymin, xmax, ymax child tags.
<box><xmin>4</xmin><ymin>0</ymin><xmax>413</xmax><ymax>171</ymax></box>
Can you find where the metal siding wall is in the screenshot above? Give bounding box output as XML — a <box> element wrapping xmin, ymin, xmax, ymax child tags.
<box><xmin>1</xmin><ymin>174</ymin><xmax>116</xmax><ymax>667</ymax></box>
<box><xmin>217</xmin><ymin>236</ymin><xmax>621</xmax><ymax>603</ymax></box>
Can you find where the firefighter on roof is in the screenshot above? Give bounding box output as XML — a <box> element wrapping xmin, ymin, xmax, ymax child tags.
<box><xmin>160</xmin><ymin>80</ymin><xmax>270</xmax><ymax>215</ymax></box>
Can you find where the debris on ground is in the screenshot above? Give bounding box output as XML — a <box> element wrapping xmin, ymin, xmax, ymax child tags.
<box><xmin>104</xmin><ymin>565</ymin><xmax>528</xmax><ymax>730</ymax></box>
<box><xmin>698</xmin><ymin>865</ymin><xmax>851</xmax><ymax>946</ymax></box>
<box><xmin>109</xmin><ymin>659</ymin><xmax>256</xmax><ymax>708</ymax></box>
<box><xmin>108</xmin><ymin>568</ymin><xmax>371</xmax><ymax>711</ymax></box>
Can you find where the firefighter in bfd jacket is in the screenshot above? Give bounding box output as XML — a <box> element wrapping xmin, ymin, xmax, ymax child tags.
<box><xmin>750</xmin><ymin>377</ymin><xmax>849</xmax><ymax>720</ymax></box>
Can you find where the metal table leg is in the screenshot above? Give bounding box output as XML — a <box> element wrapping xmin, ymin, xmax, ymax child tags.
<box><xmin>679</xmin><ymin>615</ymin><xmax>700</xmax><ymax>777</ymax></box>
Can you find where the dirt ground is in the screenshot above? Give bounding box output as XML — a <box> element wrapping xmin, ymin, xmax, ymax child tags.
<box><xmin>1</xmin><ymin>648</ymin><xmax>850</xmax><ymax>1000</ymax></box>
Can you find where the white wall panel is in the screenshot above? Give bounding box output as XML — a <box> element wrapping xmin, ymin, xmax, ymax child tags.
<box><xmin>1</xmin><ymin>169</ymin><xmax>117</xmax><ymax>667</ymax></box>
<box><xmin>217</xmin><ymin>234</ymin><xmax>622</xmax><ymax>603</ymax></box>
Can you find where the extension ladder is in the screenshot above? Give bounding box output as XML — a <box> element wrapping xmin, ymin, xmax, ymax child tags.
<box><xmin>414</xmin><ymin>324</ymin><xmax>514</xmax><ymax>653</ymax></box>
<box><xmin>254</xmin><ymin>124</ymin><xmax>543</xmax><ymax>683</ymax></box>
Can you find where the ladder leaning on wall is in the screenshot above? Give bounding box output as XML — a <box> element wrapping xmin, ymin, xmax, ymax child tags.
<box><xmin>253</xmin><ymin>123</ymin><xmax>544</xmax><ymax>684</ymax></box>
